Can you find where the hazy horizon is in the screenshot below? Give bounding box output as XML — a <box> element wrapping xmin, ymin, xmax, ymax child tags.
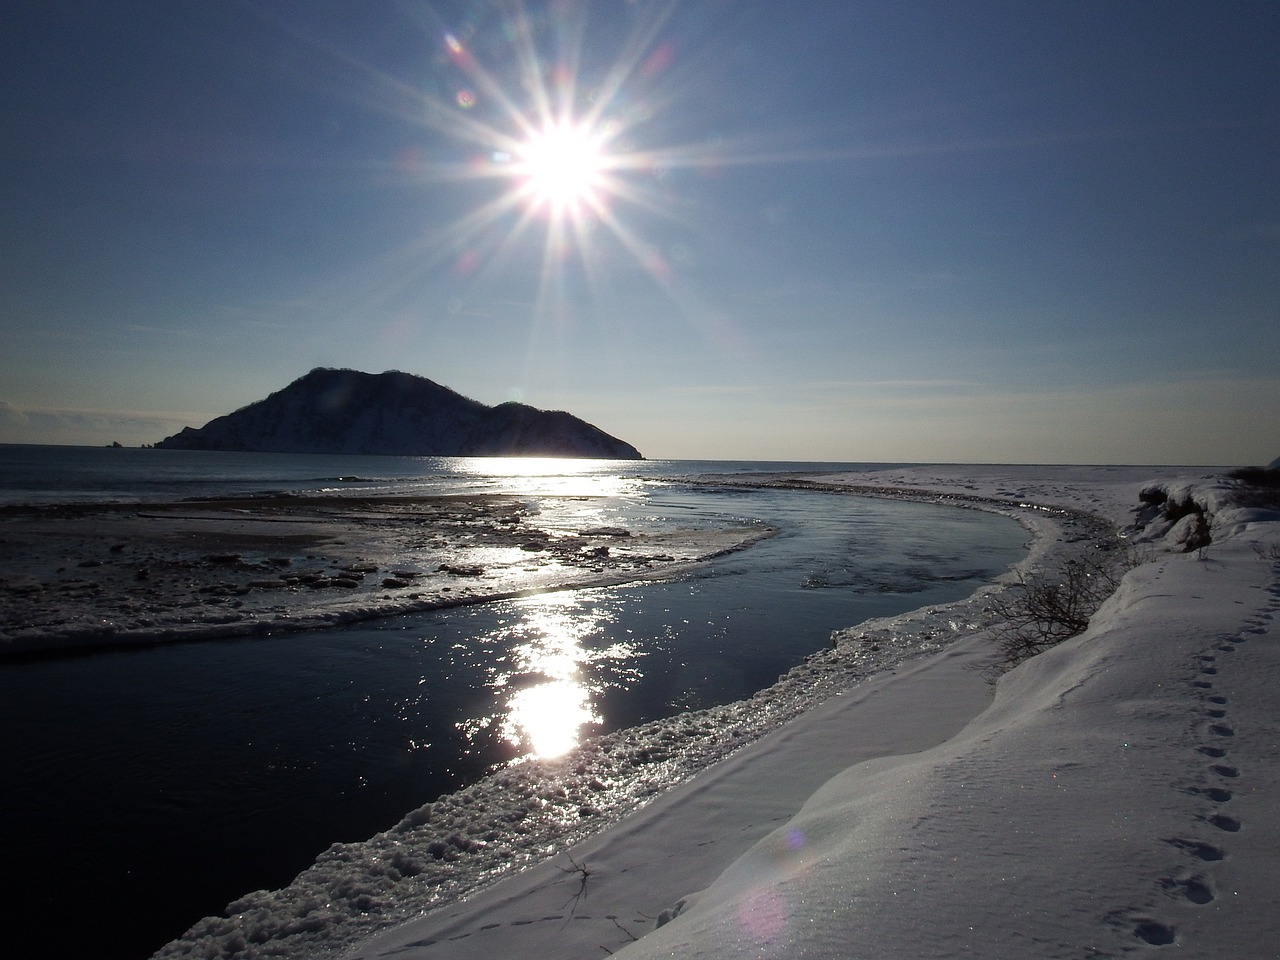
<box><xmin>3</xmin><ymin>2</ymin><xmax>1277</xmax><ymax>464</ymax></box>
<box><xmin>0</xmin><ymin>435</ymin><xmax>1260</xmax><ymax>471</ymax></box>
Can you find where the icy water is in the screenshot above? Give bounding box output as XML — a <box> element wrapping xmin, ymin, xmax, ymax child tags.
<box><xmin>0</xmin><ymin>449</ymin><xmax>1028</xmax><ymax>959</ymax></box>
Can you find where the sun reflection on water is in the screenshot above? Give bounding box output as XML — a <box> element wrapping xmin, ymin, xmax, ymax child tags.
<box><xmin>485</xmin><ymin>590</ymin><xmax>640</xmax><ymax>760</ymax></box>
<box><xmin>450</xmin><ymin>456</ymin><xmax>644</xmax><ymax>498</ymax></box>
<box><xmin>456</xmin><ymin>457</ymin><xmax>603</xmax><ymax>478</ymax></box>
<box><xmin>505</xmin><ymin>680</ymin><xmax>595</xmax><ymax>759</ymax></box>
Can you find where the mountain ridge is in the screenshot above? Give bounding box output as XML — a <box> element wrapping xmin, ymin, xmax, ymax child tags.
<box><xmin>155</xmin><ymin>368</ymin><xmax>643</xmax><ymax>459</ymax></box>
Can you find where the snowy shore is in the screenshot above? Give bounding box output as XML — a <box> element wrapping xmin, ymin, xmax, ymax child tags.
<box><xmin>601</xmin><ymin>465</ymin><xmax>1280</xmax><ymax>960</ymax></box>
<box><xmin>150</xmin><ymin>464</ymin><xmax>1280</xmax><ymax>960</ymax></box>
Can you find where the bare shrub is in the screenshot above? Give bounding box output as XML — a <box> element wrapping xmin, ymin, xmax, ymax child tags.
<box><xmin>985</xmin><ymin>545</ymin><xmax>1145</xmax><ymax>678</ymax></box>
<box><xmin>1252</xmin><ymin>542</ymin><xmax>1280</xmax><ymax>561</ymax></box>
<box><xmin>1226</xmin><ymin>466</ymin><xmax>1280</xmax><ymax>510</ymax></box>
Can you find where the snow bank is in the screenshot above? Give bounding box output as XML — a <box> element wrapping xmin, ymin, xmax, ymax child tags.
<box><xmin>616</xmin><ymin>474</ymin><xmax>1280</xmax><ymax>959</ymax></box>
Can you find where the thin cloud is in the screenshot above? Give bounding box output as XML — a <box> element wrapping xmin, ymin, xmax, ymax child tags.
<box><xmin>0</xmin><ymin>403</ymin><xmax>211</xmax><ymax>446</ymax></box>
<box><xmin>123</xmin><ymin>323</ymin><xmax>202</xmax><ymax>337</ymax></box>
<box><xmin>665</xmin><ymin>384</ymin><xmax>761</xmax><ymax>397</ymax></box>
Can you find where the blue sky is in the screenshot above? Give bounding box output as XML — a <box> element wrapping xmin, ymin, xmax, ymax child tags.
<box><xmin>2</xmin><ymin>0</ymin><xmax>1276</xmax><ymax>463</ymax></box>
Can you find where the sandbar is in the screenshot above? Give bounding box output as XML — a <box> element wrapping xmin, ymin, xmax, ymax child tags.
<box><xmin>0</xmin><ymin>494</ymin><xmax>769</xmax><ymax>657</ymax></box>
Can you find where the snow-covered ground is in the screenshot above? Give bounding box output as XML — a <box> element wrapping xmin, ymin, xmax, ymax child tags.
<box><xmin>157</xmin><ymin>465</ymin><xmax>1280</xmax><ymax>960</ymax></box>
<box><xmin>606</xmin><ymin>467</ymin><xmax>1280</xmax><ymax>959</ymax></box>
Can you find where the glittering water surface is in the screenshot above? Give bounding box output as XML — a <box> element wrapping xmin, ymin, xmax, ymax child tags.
<box><xmin>0</xmin><ymin>454</ymin><xmax>1029</xmax><ymax>960</ymax></box>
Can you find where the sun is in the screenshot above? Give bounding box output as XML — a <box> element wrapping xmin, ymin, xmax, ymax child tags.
<box><xmin>516</xmin><ymin>121</ymin><xmax>609</xmax><ymax>213</ymax></box>
<box><xmin>407</xmin><ymin>5</ymin><xmax>715</xmax><ymax>299</ymax></box>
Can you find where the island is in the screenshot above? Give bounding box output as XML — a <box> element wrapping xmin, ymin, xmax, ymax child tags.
<box><xmin>155</xmin><ymin>368</ymin><xmax>643</xmax><ymax>459</ymax></box>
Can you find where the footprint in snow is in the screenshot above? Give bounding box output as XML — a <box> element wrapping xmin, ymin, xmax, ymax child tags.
<box><xmin>1187</xmin><ymin>785</ymin><xmax>1232</xmax><ymax>803</ymax></box>
<box><xmin>1133</xmin><ymin>919</ymin><xmax>1177</xmax><ymax>946</ymax></box>
<box><xmin>1164</xmin><ymin>837</ymin><xmax>1226</xmax><ymax>861</ymax></box>
<box><xmin>399</xmin><ymin>937</ymin><xmax>437</xmax><ymax>948</ymax></box>
<box><xmin>1159</xmin><ymin>874</ymin><xmax>1215</xmax><ymax>905</ymax></box>
<box><xmin>1204</xmin><ymin>813</ymin><xmax>1241</xmax><ymax>832</ymax></box>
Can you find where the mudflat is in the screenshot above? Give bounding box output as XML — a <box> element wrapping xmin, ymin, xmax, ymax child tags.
<box><xmin>0</xmin><ymin>494</ymin><xmax>767</xmax><ymax>656</ymax></box>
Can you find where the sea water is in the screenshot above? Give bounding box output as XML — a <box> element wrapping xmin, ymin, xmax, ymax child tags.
<box><xmin>0</xmin><ymin>447</ymin><xmax>1028</xmax><ymax>958</ymax></box>
<box><xmin>0</xmin><ymin>442</ymin><xmax>925</xmax><ymax>505</ymax></box>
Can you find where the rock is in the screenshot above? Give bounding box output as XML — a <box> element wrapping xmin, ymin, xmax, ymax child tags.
<box><xmin>438</xmin><ymin>563</ymin><xmax>484</xmax><ymax>577</ymax></box>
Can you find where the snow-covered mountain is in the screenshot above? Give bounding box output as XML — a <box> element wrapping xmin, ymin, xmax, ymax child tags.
<box><xmin>155</xmin><ymin>368</ymin><xmax>643</xmax><ymax>459</ymax></box>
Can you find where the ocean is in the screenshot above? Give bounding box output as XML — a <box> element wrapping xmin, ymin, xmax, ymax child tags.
<box><xmin>0</xmin><ymin>446</ymin><xmax>1029</xmax><ymax>958</ymax></box>
<box><xmin>0</xmin><ymin>442</ymin><xmax>921</xmax><ymax>505</ymax></box>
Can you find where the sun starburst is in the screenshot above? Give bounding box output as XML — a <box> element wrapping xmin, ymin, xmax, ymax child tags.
<box><xmin>516</xmin><ymin>120</ymin><xmax>610</xmax><ymax>213</ymax></box>
<box><xmin>395</xmin><ymin>2</ymin><xmax>711</xmax><ymax>309</ymax></box>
